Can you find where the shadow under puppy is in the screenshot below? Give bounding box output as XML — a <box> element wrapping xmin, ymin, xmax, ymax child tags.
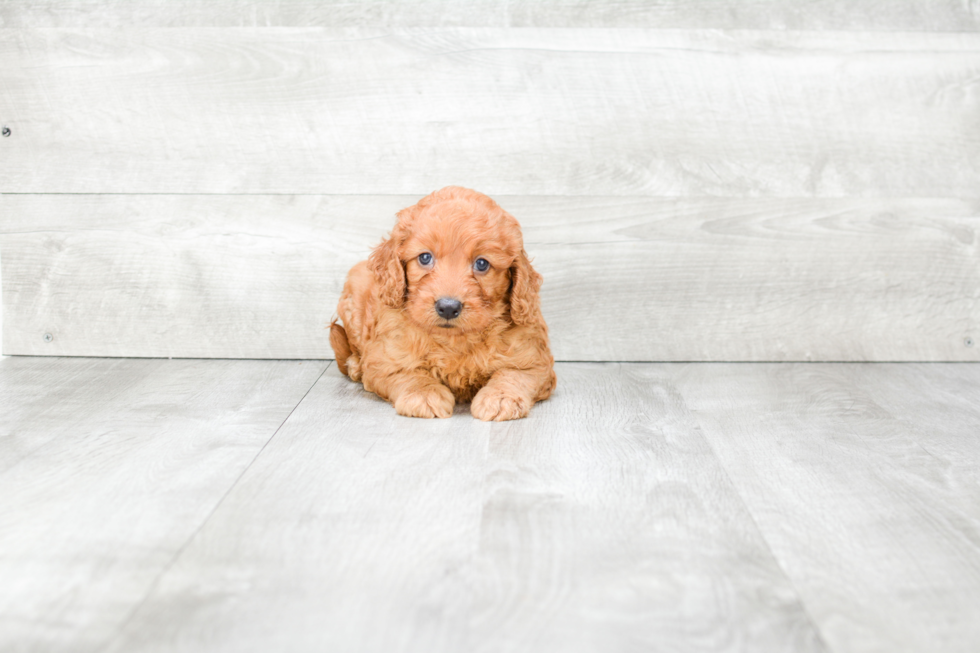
<box><xmin>330</xmin><ymin>186</ymin><xmax>556</xmax><ymax>420</ymax></box>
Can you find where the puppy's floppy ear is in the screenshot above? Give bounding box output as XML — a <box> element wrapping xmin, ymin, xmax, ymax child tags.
<box><xmin>509</xmin><ymin>249</ymin><xmax>543</xmax><ymax>326</ymax></box>
<box><xmin>369</xmin><ymin>227</ymin><xmax>406</xmax><ymax>308</ymax></box>
<box><xmin>369</xmin><ymin>203</ymin><xmax>421</xmax><ymax>307</ymax></box>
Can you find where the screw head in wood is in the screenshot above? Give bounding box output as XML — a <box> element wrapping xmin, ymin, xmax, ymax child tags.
<box><xmin>43</xmin><ymin>332</ymin><xmax>53</xmax><ymax>343</ymax></box>
<box><xmin>966</xmin><ymin>337</ymin><xmax>975</xmax><ymax>348</ymax></box>
<box><xmin>1</xmin><ymin>126</ymin><xmax>10</xmax><ymax>137</ymax></box>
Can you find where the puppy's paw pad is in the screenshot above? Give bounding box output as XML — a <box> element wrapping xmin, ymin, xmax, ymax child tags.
<box><xmin>394</xmin><ymin>385</ymin><xmax>455</xmax><ymax>419</ymax></box>
<box><xmin>471</xmin><ymin>387</ymin><xmax>531</xmax><ymax>422</ymax></box>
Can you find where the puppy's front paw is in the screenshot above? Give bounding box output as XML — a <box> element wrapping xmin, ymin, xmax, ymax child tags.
<box><xmin>394</xmin><ymin>384</ymin><xmax>455</xmax><ymax>419</ymax></box>
<box><xmin>471</xmin><ymin>386</ymin><xmax>531</xmax><ymax>422</ymax></box>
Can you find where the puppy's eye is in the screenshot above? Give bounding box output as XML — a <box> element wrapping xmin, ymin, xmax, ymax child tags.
<box><xmin>418</xmin><ymin>252</ymin><xmax>433</xmax><ymax>267</ymax></box>
<box><xmin>474</xmin><ymin>257</ymin><xmax>490</xmax><ymax>273</ymax></box>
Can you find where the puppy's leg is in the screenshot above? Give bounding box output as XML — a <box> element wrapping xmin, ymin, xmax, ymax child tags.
<box><xmin>366</xmin><ymin>371</ymin><xmax>455</xmax><ymax>419</ymax></box>
<box><xmin>329</xmin><ymin>321</ymin><xmax>352</xmax><ymax>377</ymax></box>
<box><xmin>471</xmin><ymin>367</ymin><xmax>553</xmax><ymax>421</ymax></box>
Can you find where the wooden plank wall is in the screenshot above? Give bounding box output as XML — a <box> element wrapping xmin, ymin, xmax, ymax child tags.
<box><xmin>1</xmin><ymin>1</ymin><xmax>978</xmax><ymax>361</ymax></box>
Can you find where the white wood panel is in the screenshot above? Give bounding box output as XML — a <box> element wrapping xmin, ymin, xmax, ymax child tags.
<box><xmin>5</xmin><ymin>357</ymin><xmax>979</xmax><ymax>650</ymax></box>
<box><xmin>1</xmin><ymin>29</ymin><xmax>978</xmax><ymax>195</ymax></box>
<box><xmin>0</xmin><ymin>245</ymin><xmax>3</xmax><ymax>355</ymax></box>
<box><xmin>0</xmin><ymin>356</ymin><xmax>147</xmax><ymax>472</ymax></box>
<box><xmin>3</xmin><ymin>194</ymin><xmax>978</xmax><ymax>361</ymax></box>
<box><xmin>847</xmin><ymin>363</ymin><xmax>980</xmax><ymax>456</ymax></box>
<box><xmin>101</xmin><ymin>363</ymin><xmax>825</xmax><ymax>653</ymax></box>
<box><xmin>671</xmin><ymin>362</ymin><xmax>980</xmax><ymax>653</ymax></box>
<box><xmin>0</xmin><ymin>357</ymin><xmax>327</xmax><ymax>653</ymax></box>
<box><xmin>461</xmin><ymin>363</ymin><xmax>825</xmax><ymax>652</ymax></box>
<box><xmin>2</xmin><ymin>0</ymin><xmax>978</xmax><ymax>30</ymax></box>
<box><xmin>100</xmin><ymin>365</ymin><xmax>492</xmax><ymax>653</ymax></box>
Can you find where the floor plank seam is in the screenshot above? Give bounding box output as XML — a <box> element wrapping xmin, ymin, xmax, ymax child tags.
<box><xmin>684</xmin><ymin>411</ymin><xmax>835</xmax><ymax>653</ymax></box>
<box><xmin>92</xmin><ymin>361</ymin><xmax>333</xmax><ymax>653</ymax></box>
<box><xmin>0</xmin><ymin>357</ymin><xmax>161</xmax><ymax>477</ymax></box>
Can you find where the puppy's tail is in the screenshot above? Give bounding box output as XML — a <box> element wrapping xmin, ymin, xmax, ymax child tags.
<box><xmin>329</xmin><ymin>319</ymin><xmax>352</xmax><ymax>377</ymax></box>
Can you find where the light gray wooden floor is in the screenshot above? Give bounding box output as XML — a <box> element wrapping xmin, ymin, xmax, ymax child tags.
<box><xmin>1</xmin><ymin>357</ymin><xmax>978</xmax><ymax>653</ymax></box>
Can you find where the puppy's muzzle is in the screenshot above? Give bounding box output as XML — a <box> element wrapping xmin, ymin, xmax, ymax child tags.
<box><xmin>435</xmin><ymin>297</ymin><xmax>463</xmax><ymax>321</ymax></box>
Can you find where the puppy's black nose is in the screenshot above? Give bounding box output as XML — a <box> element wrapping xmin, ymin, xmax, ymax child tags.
<box><xmin>435</xmin><ymin>297</ymin><xmax>463</xmax><ymax>320</ymax></box>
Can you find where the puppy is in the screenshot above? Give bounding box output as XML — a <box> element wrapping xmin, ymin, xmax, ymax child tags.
<box><xmin>330</xmin><ymin>186</ymin><xmax>556</xmax><ymax>420</ymax></box>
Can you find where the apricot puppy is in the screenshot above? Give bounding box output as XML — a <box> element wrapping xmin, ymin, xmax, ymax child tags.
<box><xmin>330</xmin><ymin>186</ymin><xmax>556</xmax><ymax>420</ymax></box>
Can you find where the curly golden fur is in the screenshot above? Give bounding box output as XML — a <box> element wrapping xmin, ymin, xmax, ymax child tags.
<box><xmin>330</xmin><ymin>186</ymin><xmax>556</xmax><ymax>420</ymax></box>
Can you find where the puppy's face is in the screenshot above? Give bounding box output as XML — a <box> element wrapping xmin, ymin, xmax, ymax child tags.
<box><xmin>400</xmin><ymin>199</ymin><xmax>518</xmax><ymax>334</ymax></box>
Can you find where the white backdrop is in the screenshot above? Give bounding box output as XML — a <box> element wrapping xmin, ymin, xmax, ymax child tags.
<box><xmin>1</xmin><ymin>1</ymin><xmax>978</xmax><ymax>361</ymax></box>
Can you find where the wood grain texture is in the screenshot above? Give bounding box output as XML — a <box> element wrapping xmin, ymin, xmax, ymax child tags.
<box><xmin>0</xmin><ymin>357</ymin><xmax>327</xmax><ymax>653</ymax></box>
<box><xmin>671</xmin><ymin>362</ymin><xmax>980</xmax><ymax>653</ymax></box>
<box><xmin>101</xmin><ymin>362</ymin><xmax>825</xmax><ymax>653</ymax></box>
<box><xmin>2</xmin><ymin>194</ymin><xmax>978</xmax><ymax>361</ymax></box>
<box><xmin>1</xmin><ymin>245</ymin><xmax>4</xmax><ymax>354</ymax></box>
<box><xmin>4</xmin><ymin>358</ymin><xmax>979</xmax><ymax>650</ymax></box>
<box><xmin>461</xmin><ymin>363</ymin><xmax>825</xmax><ymax>653</ymax></box>
<box><xmin>1</xmin><ymin>0</ymin><xmax>978</xmax><ymax>30</ymax></box>
<box><xmin>0</xmin><ymin>356</ymin><xmax>150</xmax><ymax>473</ymax></box>
<box><xmin>101</xmin><ymin>364</ymin><xmax>492</xmax><ymax>653</ymax></box>
<box><xmin>2</xmin><ymin>29</ymin><xmax>979</xmax><ymax>196</ymax></box>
